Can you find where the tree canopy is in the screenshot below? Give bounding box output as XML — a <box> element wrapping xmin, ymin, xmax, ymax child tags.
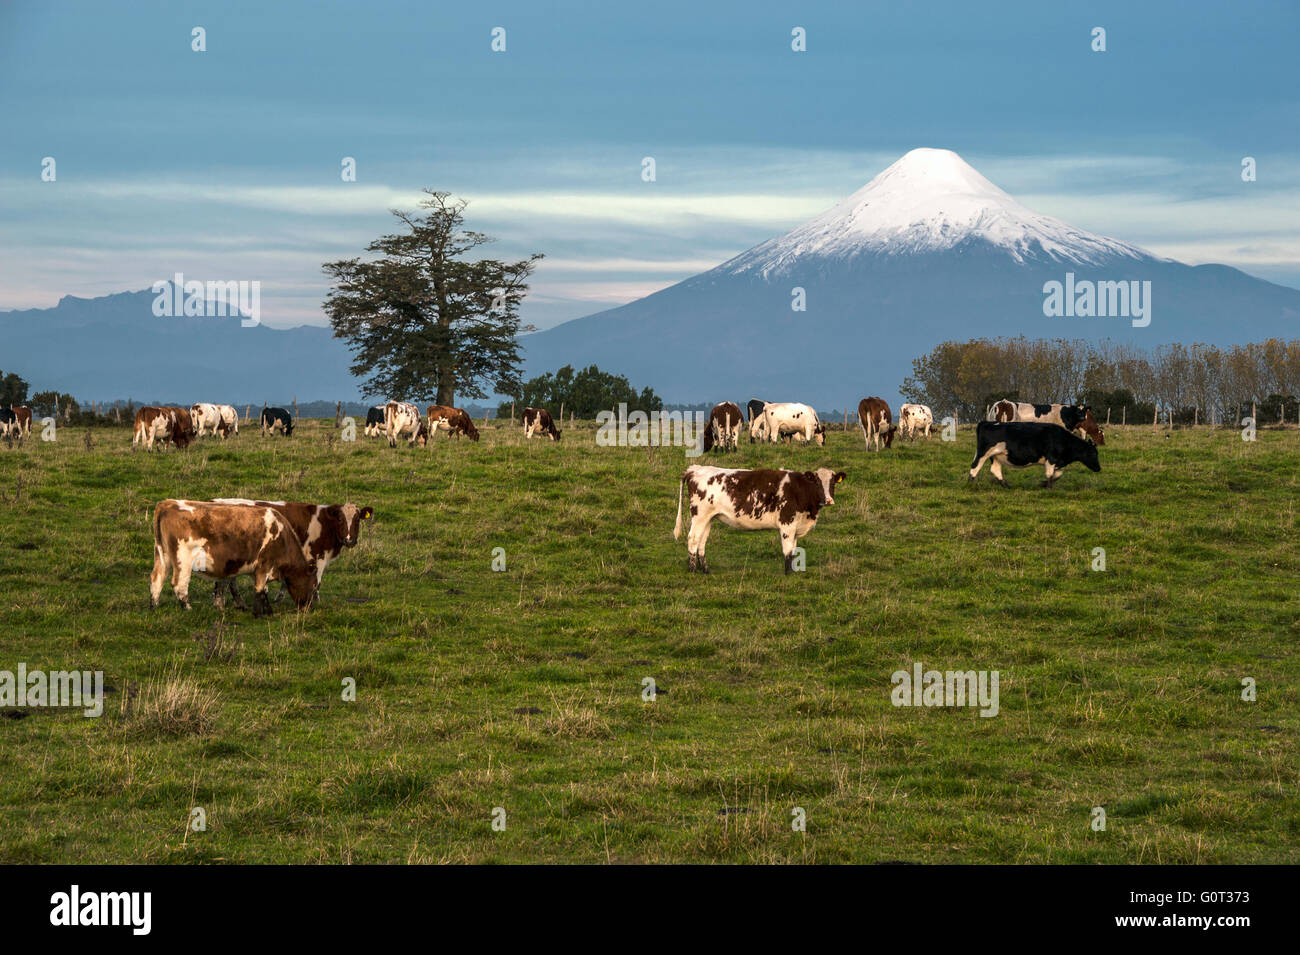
<box><xmin>497</xmin><ymin>364</ymin><xmax>662</xmax><ymax>419</ymax></box>
<box><xmin>323</xmin><ymin>191</ymin><xmax>542</xmax><ymax>406</ymax></box>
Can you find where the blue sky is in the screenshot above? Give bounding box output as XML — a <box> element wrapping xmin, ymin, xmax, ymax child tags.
<box><xmin>2</xmin><ymin>0</ymin><xmax>1298</xmax><ymax>328</ymax></box>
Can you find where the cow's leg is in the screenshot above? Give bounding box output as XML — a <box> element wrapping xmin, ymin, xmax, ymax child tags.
<box><xmin>172</xmin><ymin>558</ymin><xmax>193</xmax><ymax>610</ymax></box>
<box><xmin>1040</xmin><ymin>462</ymin><xmax>1060</xmax><ymax>488</ymax></box>
<box><xmin>990</xmin><ymin>456</ymin><xmax>1009</xmax><ymax>487</ymax></box>
<box><xmin>780</xmin><ymin>526</ymin><xmax>799</xmax><ymax>574</ymax></box>
<box><xmin>149</xmin><ymin>545</ymin><xmax>168</xmax><ymax>608</ymax></box>
<box><xmin>686</xmin><ymin>515</ymin><xmax>713</xmax><ymax>573</ymax></box>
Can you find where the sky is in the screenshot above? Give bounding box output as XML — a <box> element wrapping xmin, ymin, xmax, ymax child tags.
<box><xmin>2</xmin><ymin>0</ymin><xmax>1298</xmax><ymax>329</ymax></box>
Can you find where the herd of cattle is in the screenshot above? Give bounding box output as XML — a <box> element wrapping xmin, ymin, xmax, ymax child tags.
<box><xmin>19</xmin><ymin>391</ymin><xmax>1101</xmax><ymax>607</ymax></box>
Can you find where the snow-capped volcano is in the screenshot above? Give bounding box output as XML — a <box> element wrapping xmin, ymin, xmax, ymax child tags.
<box><xmin>726</xmin><ymin>148</ymin><xmax>1161</xmax><ymax>275</ymax></box>
<box><xmin>520</xmin><ymin>147</ymin><xmax>1300</xmax><ymax>409</ymax></box>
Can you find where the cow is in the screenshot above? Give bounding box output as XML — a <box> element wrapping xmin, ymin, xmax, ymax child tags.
<box><xmin>746</xmin><ymin>399</ymin><xmax>768</xmax><ymax>423</ymax></box>
<box><xmin>702</xmin><ymin>401</ymin><xmax>743</xmax><ymax>453</ymax></box>
<box><xmin>968</xmin><ymin>421</ymin><xmax>1101</xmax><ymax>488</ymax></box>
<box><xmin>12</xmin><ymin>406</ymin><xmax>31</xmax><ymax>436</ymax></box>
<box><xmin>211</xmin><ymin>499</ymin><xmax>374</xmax><ymax>606</ymax></box>
<box><xmin>987</xmin><ymin>399</ymin><xmax>1017</xmax><ymax>423</ymax></box>
<box><xmin>191</xmin><ymin>403</ymin><xmax>239</xmax><ymax>439</ymax></box>
<box><xmin>1001</xmin><ymin>401</ymin><xmax>1105</xmax><ymax>445</ymax></box>
<box><xmin>0</xmin><ymin>408</ymin><xmax>15</xmax><ymax>439</ymax></box>
<box><xmin>857</xmin><ymin>397</ymin><xmax>896</xmax><ymax>451</ymax></box>
<box><xmin>149</xmin><ymin>500</ymin><xmax>318</xmax><ymax>615</ymax></box>
<box><xmin>132</xmin><ymin>406</ymin><xmax>195</xmax><ymax>451</ymax></box>
<box><xmin>899</xmin><ymin>403</ymin><xmax>934</xmax><ymax>440</ymax></box>
<box><xmin>757</xmin><ymin>402</ymin><xmax>825</xmax><ymax>446</ymax></box>
<box><xmin>674</xmin><ymin>466</ymin><xmax>847</xmax><ymax>574</ymax></box>
<box><xmin>522</xmin><ymin>407</ymin><xmax>561</xmax><ymax>441</ymax></box>
<box><xmin>364</xmin><ymin>405</ymin><xmax>388</xmax><ymax>437</ymax></box>
<box><xmin>426</xmin><ymin>405</ymin><xmax>481</xmax><ymax>441</ymax></box>
<box><xmin>261</xmin><ymin>406</ymin><xmax>294</xmax><ymax>437</ymax></box>
<box><xmin>384</xmin><ymin>401</ymin><xmax>426</xmax><ymax>447</ymax></box>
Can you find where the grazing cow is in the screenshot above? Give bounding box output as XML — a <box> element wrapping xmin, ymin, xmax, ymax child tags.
<box><xmin>899</xmin><ymin>403</ymin><xmax>934</xmax><ymax>440</ymax></box>
<box><xmin>261</xmin><ymin>406</ymin><xmax>294</xmax><ymax>437</ymax></box>
<box><xmin>987</xmin><ymin>399</ymin><xmax>1017</xmax><ymax>423</ymax></box>
<box><xmin>969</xmin><ymin>421</ymin><xmax>1101</xmax><ymax>488</ymax></box>
<box><xmin>1002</xmin><ymin>401</ymin><xmax>1105</xmax><ymax>445</ymax></box>
<box><xmin>132</xmin><ymin>406</ymin><xmax>195</xmax><ymax>451</ymax></box>
<box><xmin>211</xmin><ymin>499</ymin><xmax>374</xmax><ymax>606</ymax></box>
<box><xmin>384</xmin><ymin>401</ymin><xmax>426</xmax><ymax>447</ymax></box>
<box><xmin>759</xmin><ymin>402</ymin><xmax>826</xmax><ymax>446</ymax></box>
<box><xmin>149</xmin><ymin>500</ymin><xmax>318</xmax><ymax>615</ymax></box>
<box><xmin>427</xmin><ymin>405</ymin><xmax>481</xmax><ymax>441</ymax></box>
<box><xmin>190</xmin><ymin>403</ymin><xmax>238</xmax><ymax>439</ymax></box>
<box><xmin>674</xmin><ymin>466</ymin><xmax>847</xmax><ymax>574</ymax></box>
<box><xmin>0</xmin><ymin>408</ymin><xmax>15</xmax><ymax>439</ymax></box>
<box><xmin>13</xmin><ymin>406</ymin><xmax>31</xmax><ymax>436</ymax></box>
<box><xmin>364</xmin><ymin>405</ymin><xmax>387</xmax><ymax>437</ymax></box>
<box><xmin>703</xmin><ymin>401</ymin><xmax>743</xmax><ymax>453</ymax></box>
<box><xmin>522</xmin><ymin>407</ymin><xmax>561</xmax><ymax>441</ymax></box>
<box><xmin>857</xmin><ymin>397</ymin><xmax>896</xmax><ymax>451</ymax></box>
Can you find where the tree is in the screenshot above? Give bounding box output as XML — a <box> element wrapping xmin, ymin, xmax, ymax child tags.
<box><xmin>323</xmin><ymin>190</ymin><xmax>543</xmax><ymax>406</ymax></box>
<box><xmin>0</xmin><ymin>370</ymin><xmax>29</xmax><ymax>407</ymax></box>
<box><xmin>497</xmin><ymin>364</ymin><xmax>662</xmax><ymax>419</ymax></box>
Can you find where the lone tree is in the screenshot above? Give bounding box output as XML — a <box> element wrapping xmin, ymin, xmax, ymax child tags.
<box><xmin>323</xmin><ymin>190</ymin><xmax>542</xmax><ymax>406</ymax></box>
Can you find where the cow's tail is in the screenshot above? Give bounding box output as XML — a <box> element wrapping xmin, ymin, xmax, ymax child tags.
<box><xmin>673</xmin><ymin>473</ymin><xmax>686</xmax><ymax>540</ymax></box>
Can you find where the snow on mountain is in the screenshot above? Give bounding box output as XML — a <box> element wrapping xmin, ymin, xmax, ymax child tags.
<box><xmin>723</xmin><ymin>148</ymin><xmax>1164</xmax><ymax>276</ymax></box>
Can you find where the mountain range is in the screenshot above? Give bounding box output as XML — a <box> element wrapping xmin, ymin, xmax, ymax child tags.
<box><xmin>5</xmin><ymin>148</ymin><xmax>1299</xmax><ymax>409</ymax></box>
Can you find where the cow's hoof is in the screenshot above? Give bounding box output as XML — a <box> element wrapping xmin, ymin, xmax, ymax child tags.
<box><xmin>996</xmin><ymin>479</ymin><xmax>1008</xmax><ymax>488</ymax></box>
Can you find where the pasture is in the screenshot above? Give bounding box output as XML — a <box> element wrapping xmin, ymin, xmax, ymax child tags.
<box><xmin>0</xmin><ymin>417</ymin><xmax>1297</xmax><ymax>863</ymax></box>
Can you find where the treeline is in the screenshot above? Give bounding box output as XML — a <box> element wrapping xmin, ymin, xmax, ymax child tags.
<box><xmin>901</xmin><ymin>338</ymin><xmax>1300</xmax><ymax>425</ymax></box>
<box><xmin>497</xmin><ymin>364</ymin><xmax>661</xmax><ymax>420</ymax></box>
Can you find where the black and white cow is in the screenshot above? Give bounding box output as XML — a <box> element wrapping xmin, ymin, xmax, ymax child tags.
<box><xmin>0</xmin><ymin>408</ymin><xmax>16</xmax><ymax>439</ymax></box>
<box><xmin>261</xmin><ymin>406</ymin><xmax>294</xmax><ymax>437</ymax></box>
<box><xmin>673</xmin><ymin>465</ymin><xmax>847</xmax><ymax>574</ymax></box>
<box><xmin>364</xmin><ymin>405</ymin><xmax>387</xmax><ymax>437</ymax></box>
<box><xmin>968</xmin><ymin>421</ymin><xmax>1101</xmax><ymax>488</ymax></box>
<box><xmin>1003</xmin><ymin>401</ymin><xmax>1105</xmax><ymax>445</ymax></box>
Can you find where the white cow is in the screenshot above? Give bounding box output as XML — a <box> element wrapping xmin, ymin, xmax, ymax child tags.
<box><xmin>758</xmin><ymin>402</ymin><xmax>826</xmax><ymax>446</ymax></box>
<box><xmin>898</xmin><ymin>403</ymin><xmax>933</xmax><ymax>440</ymax></box>
<box><xmin>384</xmin><ymin>401</ymin><xmax>426</xmax><ymax>448</ymax></box>
<box><xmin>191</xmin><ymin>403</ymin><xmax>239</xmax><ymax>439</ymax></box>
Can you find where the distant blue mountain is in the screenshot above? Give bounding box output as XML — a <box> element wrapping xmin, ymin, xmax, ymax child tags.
<box><xmin>2</xmin><ymin>287</ymin><xmax>365</xmax><ymax>405</ymax></box>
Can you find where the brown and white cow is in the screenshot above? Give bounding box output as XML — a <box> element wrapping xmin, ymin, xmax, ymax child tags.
<box><xmin>857</xmin><ymin>397</ymin><xmax>896</xmax><ymax>451</ymax></box>
<box><xmin>149</xmin><ymin>500</ymin><xmax>318</xmax><ymax>615</ymax></box>
<box><xmin>211</xmin><ymin>499</ymin><xmax>374</xmax><ymax>606</ymax></box>
<box><xmin>522</xmin><ymin>407</ymin><xmax>561</xmax><ymax>441</ymax></box>
<box><xmin>673</xmin><ymin>465</ymin><xmax>847</xmax><ymax>574</ymax></box>
<box><xmin>133</xmin><ymin>406</ymin><xmax>195</xmax><ymax>451</ymax></box>
<box><xmin>702</xmin><ymin>401</ymin><xmax>743</xmax><ymax>453</ymax></box>
<box><xmin>384</xmin><ymin>401</ymin><xmax>426</xmax><ymax>447</ymax></box>
<box><xmin>426</xmin><ymin>405</ymin><xmax>481</xmax><ymax>441</ymax></box>
<box><xmin>987</xmin><ymin>399</ymin><xmax>1017</xmax><ymax>423</ymax></box>
<box><xmin>12</xmin><ymin>406</ymin><xmax>32</xmax><ymax>437</ymax></box>
<box><xmin>899</xmin><ymin>403</ymin><xmax>934</xmax><ymax>440</ymax></box>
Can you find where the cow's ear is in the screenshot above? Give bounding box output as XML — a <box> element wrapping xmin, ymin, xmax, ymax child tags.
<box><xmin>361</xmin><ymin>507</ymin><xmax>374</xmax><ymax>520</ymax></box>
<box><xmin>836</xmin><ymin>472</ymin><xmax>846</xmax><ymax>484</ymax></box>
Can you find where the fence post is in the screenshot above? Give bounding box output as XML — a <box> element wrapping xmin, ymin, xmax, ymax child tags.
<box><xmin>335</xmin><ymin>401</ymin><xmax>341</xmax><ymax>428</ymax></box>
<box><xmin>510</xmin><ymin>401</ymin><xmax>515</xmax><ymax>426</ymax></box>
<box><xmin>245</xmin><ymin>405</ymin><xmax>251</xmax><ymax>422</ymax></box>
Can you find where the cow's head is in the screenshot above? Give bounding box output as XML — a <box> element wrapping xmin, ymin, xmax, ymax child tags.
<box><xmin>283</xmin><ymin>559</ymin><xmax>320</xmax><ymax>610</ymax></box>
<box><xmin>464</xmin><ymin>418</ymin><xmax>481</xmax><ymax>441</ymax></box>
<box><xmin>1079</xmin><ymin>440</ymin><xmax>1102</xmax><ymax>472</ymax></box>
<box><xmin>551</xmin><ymin>426</ymin><xmax>562</xmax><ymax>442</ymax></box>
<box><xmin>881</xmin><ymin>424</ymin><xmax>896</xmax><ymax>449</ymax></box>
<box><xmin>811</xmin><ymin>468</ymin><xmax>847</xmax><ymax>505</ymax></box>
<box><xmin>812</xmin><ymin>423</ymin><xmax>826</xmax><ymax>447</ymax></box>
<box><xmin>1078</xmin><ymin>408</ymin><xmax>1105</xmax><ymax>446</ymax></box>
<box><xmin>334</xmin><ymin>503</ymin><xmax>375</xmax><ymax>547</ymax></box>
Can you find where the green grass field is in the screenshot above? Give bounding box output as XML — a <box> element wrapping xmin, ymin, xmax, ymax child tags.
<box><xmin>1</xmin><ymin>417</ymin><xmax>1296</xmax><ymax>863</ymax></box>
